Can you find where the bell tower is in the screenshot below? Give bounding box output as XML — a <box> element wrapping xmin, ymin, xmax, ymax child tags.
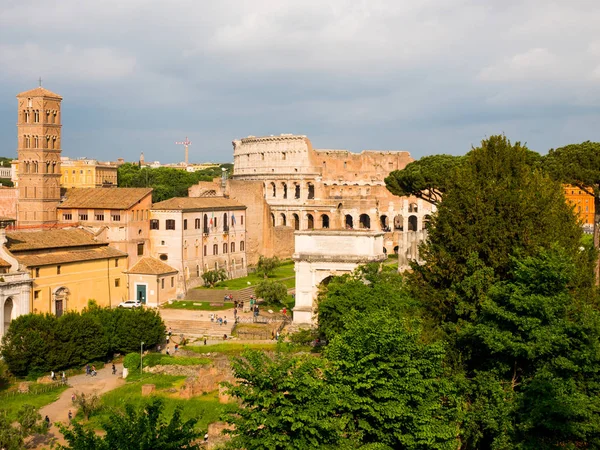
<box><xmin>16</xmin><ymin>86</ymin><xmax>63</xmax><ymax>228</ymax></box>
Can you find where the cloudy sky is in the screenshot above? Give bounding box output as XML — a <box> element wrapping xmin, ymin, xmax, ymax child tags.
<box><xmin>1</xmin><ymin>0</ymin><xmax>599</xmax><ymax>164</ymax></box>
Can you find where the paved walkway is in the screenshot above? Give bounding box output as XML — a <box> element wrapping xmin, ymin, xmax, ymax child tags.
<box><xmin>31</xmin><ymin>363</ymin><xmax>125</xmax><ymax>448</ymax></box>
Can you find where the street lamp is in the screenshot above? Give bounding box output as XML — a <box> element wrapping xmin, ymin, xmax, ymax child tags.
<box><xmin>140</xmin><ymin>341</ymin><xmax>144</xmax><ymax>376</ymax></box>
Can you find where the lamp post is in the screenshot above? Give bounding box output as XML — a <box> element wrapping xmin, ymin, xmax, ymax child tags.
<box><xmin>140</xmin><ymin>341</ymin><xmax>144</xmax><ymax>376</ymax></box>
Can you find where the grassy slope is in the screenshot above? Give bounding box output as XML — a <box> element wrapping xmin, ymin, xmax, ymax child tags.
<box><xmin>0</xmin><ymin>384</ymin><xmax>68</xmax><ymax>422</ymax></box>
<box><xmin>196</xmin><ymin>262</ymin><xmax>295</xmax><ymax>290</ymax></box>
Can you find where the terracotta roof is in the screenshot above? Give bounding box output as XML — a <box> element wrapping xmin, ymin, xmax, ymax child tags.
<box><xmin>0</xmin><ymin>258</ymin><xmax>11</xmax><ymax>267</ymax></box>
<box><xmin>127</xmin><ymin>257</ymin><xmax>178</xmax><ymax>275</ymax></box>
<box><xmin>58</xmin><ymin>188</ymin><xmax>153</xmax><ymax>210</ymax></box>
<box><xmin>6</xmin><ymin>229</ymin><xmax>98</xmax><ymax>251</ymax></box>
<box><xmin>16</xmin><ymin>87</ymin><xmax>62</xmax><ymax>99</ymax></box>
<box><xmin>14</xmin><ymin>246</ymin><xmax>127</xmax><ymax>267</ymax></box>
<box><xmin>152</xmin><ymin>197</ymin><xmax>246</xmax><ymax>211</ymax></box>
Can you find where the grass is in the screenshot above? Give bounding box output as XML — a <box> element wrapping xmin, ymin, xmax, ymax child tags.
<box><xmin>0</xmin><ymin>383</ymin><xmax>68</xmax><ymax>422</ymax></box>
<box><xmin>143</xmin><ymin>354</ymin><xmax>211</xmax><ymax>367</ymax></box>
<box><xmin>185</xmin><ymin>342</ymin><xmax>311</xmax><ymax>355</ymax></box>
<box><xmin>163</xmin><ymin>301</ymin><xmax>234</xmax><ymax>311</ymax></box>
<box><xmin>196</xmin><ymin>261</ymin><xmax>295</xmax><ymax>290</ymax></box>
<box><xmin>86</xmin><ymin>374</ymin><xmax>230</xmax><ymax>432</ymax></box>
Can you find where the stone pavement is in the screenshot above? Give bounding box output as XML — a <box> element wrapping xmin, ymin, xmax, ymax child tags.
<box><xmin>31</xmin><ymin>363</ymin><xmax>125</xmax><ymax>448</ymax></box>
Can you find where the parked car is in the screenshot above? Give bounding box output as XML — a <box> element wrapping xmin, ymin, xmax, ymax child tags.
<box><xmin>118</xmin><ymin>300</ymin><xmax>142</xmax><ymax>308</ymax></box>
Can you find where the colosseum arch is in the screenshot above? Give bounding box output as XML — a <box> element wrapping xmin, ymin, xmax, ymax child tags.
<box><xmin>359</xmin><ymin>214</ymin><xmax>371</xmax><ymax>229</ymax></box>
<box><xmin>393</xmin><ymin>214</ymin><xmax>404</xmax><ymax>231</ymax></box>
<box><xmin>321</xmin><ymin>214</ymin><xmax>330</xmax><ymax>229</ymax></box>
<box><xmin>270</xmin><ymin>182</ymin><xmax>276</xmax><ymax>198</ymax></box>
<box><xmin>408</xmin><ymin>215</ymin><xmax>418</xmax><ymax>231</ymax></box>
<box><xmin>292</xmin><ymin>213</ymin><xmax>300</xmax><ymax>230</ymax></box>
<box><xmin>281</xmin><ymin>182</ymin><xmax>288</xmax><ymax>199</ymax></box>
<box><xmin>345</xmin><ymin>214</ymin><xmax>354</xmax><ymax>229</ymax></box>
<box><xmin>409</xmin><ymin>202</ymin><xmax>418</xmax><ymax>213</ymax></box>
<box><xmin>280</xmin><ymin>213</ymin><xmax>287</xmax><ymax>226</ymax></box>
<box><xmin>380</xmin><ymin>215</ymin><xmax>390</xmax><ymax>231</ymax></box>
<box><xmin>270</xmin><ymin>213</ymin><xmax>276</xmax><ymax>227</ymax></box>
<box><xmin>307</xmin><ymin>182</ymin><xmax>315</xmax><ymax>199</ymax></box>
<box><xmin>306</xmin><ymin>214</ymin><xmax>314</xmax><ymax>230</ymax></box>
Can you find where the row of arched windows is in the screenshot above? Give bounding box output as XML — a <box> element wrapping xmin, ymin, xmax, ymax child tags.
<box><xmin>22</xmin><ymin>160</ymin><xmax>57</xmax><ymax>174</ymax></box>
<box><xmin>22</xmin><ymin>109</ymin><xmax>58</xmax><ymax>124</ymax></box>
<box><xmin>265</xmin><ymin>181</ymin><xmax>314</xmax><ymax>200</ymax></box>
<box><xmin>22</xmin><ymin>134</ymin><xmax>57</xmax><ymax>149</ymax></box>
<box><xmin>269</xmin><ymin>212</ymin><xmax>428</xmax><ymax>232</ymax></box>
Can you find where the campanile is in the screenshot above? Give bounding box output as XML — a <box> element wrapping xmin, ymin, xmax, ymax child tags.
<box><xmin>16</xmin><ymin>86</ymin><xmax>62</xmax><ymax>227</ymax></box>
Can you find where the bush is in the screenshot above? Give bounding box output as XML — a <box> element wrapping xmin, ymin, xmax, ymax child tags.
<box><xmin>288</xmin><ymin>328</ymin><xmax>317</xmax><ymax>346</ymax></box>
<box><xmin>255</xmin><ymin>280</ymin><xmax>288</xmax><ymax>305</ymax></box>
<box><xmin>123</xmin><ymin>353</ymin><xmax>141</xmax><ymax>376</ymax></box>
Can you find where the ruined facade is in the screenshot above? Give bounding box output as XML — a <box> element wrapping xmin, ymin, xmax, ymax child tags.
<box><xmin>16</xmin><ymin>87</ymin><xmax>63</xmax><ymax>228</ymax></box>
<box><xmin>217</xmin><ymin>134</ymin><xmax>435</xmax><ymax>265</ymax></box>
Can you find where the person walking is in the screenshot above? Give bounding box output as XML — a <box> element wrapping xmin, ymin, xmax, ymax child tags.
<box><xmin>50</xmin><ymin>370</ymin><xmax>55</xmax><ymax>381</ymax></box>
<box><xmin>85</xmin><ymin>364</ymin><xmax>90</xmax><ymax>376</ymax></box>
<box><xmin>112</xmin><ymin>363</ymin><xmax>116</xmax><ymax>375</ymax></box>
<box><xmin>68</xmin><ymin>410</ymin><xmax>73</xmax><ymax>423</ymax></box>
<box><xmin>166</xmin><ymin>346</ymin><xmax>170</xmax><ymax>356</ymax></box>
<box><xmin>61</xmin><ymin>371</ymin><xmax>66</xmax><ymax>384</ymax></box>
<box><xmin>174</xmin><ymin>343</ymin><xmax>179</xmax><ymax>353</ymax></box>
<box><xmin>203</xmin><ymin>337</ymin><xmax>207</xmax><ymax>345</ymax></box>
<box><xmin>44</xmin><ymin>415</ymin><xmax>50</xmax><ymax>428</ymax></box>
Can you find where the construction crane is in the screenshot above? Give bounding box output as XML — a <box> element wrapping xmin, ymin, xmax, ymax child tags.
<box><xmin>175</xmin><ymin>137</ymin><xmax>192</xmax><ymax>165</ymax></box>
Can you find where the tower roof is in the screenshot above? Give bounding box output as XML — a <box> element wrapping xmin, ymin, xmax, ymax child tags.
<box><xmin>16</xmin><ymin>87</ymin><xmax>62</xmax><ymax>99</ymax></box>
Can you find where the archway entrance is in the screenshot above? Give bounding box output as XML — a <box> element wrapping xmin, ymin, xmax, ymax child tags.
<box><xmin>293</xmin><ymin>214</ymin><xmax>300</xmax><ymax>230</ymax></box>
<box><xmin>380</xmin><ymin>215</ymin><xmax>389</xmax><ymax>231</ymax></box>
<box><xmin>280</xmin><ymin>213</ymin><xmax>287</xmax><ymax>226</ymax></box>
<box><xmin>393</xmin><ymin>214</ymin><xmax>403</xmax><ymax>231</ymax></box>
<box><xmin>306</xmin><ymin>214</ymin><xmax>314</xmax><ymax>230</ymax></box>
<box><xmin>359</xmin><ymin>214</ymin><xmax>371</xmax><ymax>229</ymax></box>
<box><xmin>345</xmin><ymin>215</ymin><xmax>353</xmax><ymax>229</ymax></box>
<box><xmin>321</xmin><ymin>214</ymin><xmax>330</xmax><ymax>229</ymax></box>
<box><xmin>408</xmin><ymin>215</ymin><xmax>418</xmax><ymax>231</ymax></box>
<box><xmin>3</xmin><ymin>297</ymin><xmax>13</xmax><ymax>334</ymax></box>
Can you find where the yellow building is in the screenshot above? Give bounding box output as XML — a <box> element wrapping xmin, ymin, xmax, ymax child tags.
<box><xmin>564</xmin><ymin>185</ymin><xmax>595</xmax><ymax>226</ymax></box>
<box><xmin>60</xmin><ymin>157</ymin><xmax>118</xmax><ymax>188</ymax></box>
<box><xmin>5</xmin><ymin>228</ymin><xmax>128</xmax><ymax>315</ymax></box>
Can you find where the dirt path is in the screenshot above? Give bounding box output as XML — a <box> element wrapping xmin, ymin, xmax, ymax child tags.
<box><xmin>31</xmin><ymin>363</ymin><xmax>125</xmax><ymax>448</ymax></box>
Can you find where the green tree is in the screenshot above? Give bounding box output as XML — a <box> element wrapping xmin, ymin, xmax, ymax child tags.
<box><xmin>325</xmin><ymin>311</ymin><xmax>459</xmax><ymax>450</ymax></box>
<box><xmin>52</xmin><ymin>312</ymin><xmax>109</xmax><ymax>370</ymax></box>
<box><xmin>0</xmin><ymin>404</ymin><xmax>49</xmax><ymax>450</ymax></box>
<box><xmin>254</xmin><ymin>280</ymin><xmax>287</xmax><ymax>305</ymax></box>
<box><xmin>201</xmin><ymin>268</ymin><xmax>227</xmax><ymax>287</ymax></box>
<box><xmin>543</xmin><ymin>141</ymin><xmax>600</xmax><ymax>278</ymax></box>
<box><xmin>223</xmin><ymin>350</ymin><xmax>345</xmax><ymax>449</ymax></box>
<box><xmin>255</xmin><ymin>255</ymin><xmax>281</xmax><ymax>279</ymax></box>
<box><xmin>111</xmin><ymin>308</ymin><xmax>165</xmax><ymax>354</ymax></box>
<box><xmin>58</xmin><ymin>398</ymin><xmax>201</xmax><ymax>450</ymax></box>
<box><xmin>408</xmin><ymin>135</ymin><xmax>585</xmax><ymax>325</ymax></box>
<box><xmin>384</xmin><ymin>154</ymin><xmax>464</xmax><ymax>206</ymax></box>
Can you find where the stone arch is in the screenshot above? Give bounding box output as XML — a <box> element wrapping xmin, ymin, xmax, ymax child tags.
<box><xmin>282</xmin><ymin>182</ymin><xmax>288</xmax><ymax>199</ymax></box>
<box><xmin>321</xmin><ymin>214</ymin><xmax>329</xmax><ymax>229</ymax></box>
<box><xmin>294</xmin><ymin>183</ymin><xmax>300</xmax><ymax>199</ymax></box>
<box><xmin>270</xmin><ymin>182</ymin><xmax>276</xmax><ymax>198</ymax></box>
<box><xmin>409</xmin><ymin>202</ymin><xmax>418</xmax><ymax>213</ymax></box>
<box><xmin>394</xmin><ymin>245</ymin><xmax>399</xmax><ymax>254</ymax></box>
<box><xmin>280</xmin><ymin>213</ymin><xmax>287</xmax><ymax>226</ymax></box>
<box><xmin>271</xmin><ymin>213</ymin><xmax>276</xmax><ymax>227</ymax></box>
<box><xmin>359</xmin><ymin>214</ymin><xmax>371</xmax><ymax>229</ymax></box>
<box><xmin>306</xmin><ymin>214</ymin><xmax>314</xmax><ymax>230</ymax></box>
<box><xmin>307</xmin><ymin>182</ymin><xmax>315</xmax><ymax>199</ymax></box>
<box><xmin>393</xmin><ymin>214</ymin><xmax>404</xmax><ymax>231</ymax></box>
<box><xmin>54</xmin><ymin>287</ymin><xmax>69</xmax><ymax>318</ymax></box>
<box><xmin>292</xmin><ymin>213</ymin><xmax>300</xmax><ymax>230</ymax></box>
<box><xmin>408</xmin><ymin>215</ymin><xmax>418</xmax><ymax>231</ymax></box>
<box><xmin>3</xmin><ymin>297</ymin><xmax>14</xmax><ymax>335</ymax></box>
<box><xmin>345</xmin><ymin>214</ymin><xmax>354</xmax><ymax>229</ymax></box>
<box><xmin>422</xmin><ymin>214</ymin><xmax>431</xmax><ymax>231</ymax></box>
<box><xmin>380</xmin><ymin>215</ymin><xmax>389</xmax><ymax>231</ymax></box>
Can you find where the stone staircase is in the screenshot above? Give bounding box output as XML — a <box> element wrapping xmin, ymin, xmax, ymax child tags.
<box><xmin>184</xmin><ymin>286</ymin><xmax>256</xmax><ymax>303</ymax></box>
<box><xmin>163</xmin><ymin>319</ymin><xmax>235</xmax><ymax>338</ymax></box>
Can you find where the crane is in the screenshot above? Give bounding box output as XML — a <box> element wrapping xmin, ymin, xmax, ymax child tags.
<box><xmin>175</xmin><ymin>137</ymin><xmax>192</xmax><ymax>165</ymax></box>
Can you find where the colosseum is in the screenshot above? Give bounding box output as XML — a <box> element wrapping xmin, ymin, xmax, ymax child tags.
<box><xmin>189</xmin><ymin>134</ymin><xmax>435</xmax><ymax>266</ymax></box>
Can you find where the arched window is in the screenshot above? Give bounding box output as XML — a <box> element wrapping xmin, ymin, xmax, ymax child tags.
<box><xmin>213</xmin><ymin>244</ymin><xmax>218</xmax><ymax>255</ymax></box>
<box><xmin>345</xmin><ymin>215</ymin><xmax>354</xmax><ymax>229</ymax></box>
<box><xmin>271</xmin><ymin>213</ymin><xmax>275</xmax><ymax>227</ymax></box>
<box><xmin>231</xmin><ymin>242</ymin><xmax>235</xmax><ymax>253</ymax></box>
<box><xmin>240</xmin><ymin>241</ymin><xmax>245</xmax><ymax>251</ymax></box>
<box><xmin>203</xmin><ymin>214</ymin><xmax>209</xmax><ymax>233</ymax></box>
<box><xmin>307</xmin><ymin>183</ymin><xmax>315</xmax><ymax>199</ymax></box>
<box><xmin>280</xmin><ymin>213</ymin><xmax>287</xmax><ymax>226</ymax></box>
<box><xmin>270</xmin><ymin>182</ymin><xmax>276</xmax><ymax>198</ymax></box>
<box><xmin>213</xmin><ymin>216</ymin><xmax>218</xmax><ymax>229</ymax></box>
<box><xmin>195</xmin><ymin>218</ymin><xmax>201</xmax><ymax>229</ymax></box>
<box><xmin>223</xmin><ymin>243</ymin><xmax>228</xmax><ymax>253</ymax></box>
<box><xmin>223</xmin><ymin>213</ymin><xmax>228</xmax><ymax>230</ymax></box>
<box><xmin>196</xmin><ymin>265</ymin><xmax>200</xmax><ymax>277</ymax></box>
<box><xmin>393</xmin><ymin>214</ymin><xmax>404</xmax><ymax>231</ymax></box>
<box><xmin>203</xmin><ymin>245</ymin><xmax>207</xmax><ymax>256</ymax></box>
<box><xmin>306</xmin><ymin>214</ymin><xmax>314</xmax><ymax>229</ymax></box>
<box><xmin>408</xmin><ymin>215</ymin><xmax>418</xmax><ymax>231</ymax></box>
<box><xmin>294</xmin><ymin>183</ymin><xmax>300</xmax><ymax>199</ymax></box>
<box><xmin>282</xmin><ymin>183</ymin><xmax>288</xmax><ymax>199</ymax></box>
<box><xmin>408</xmin><ymin>203</ymin><xmax>418</xmax><ymax>213</ymax></box>
<box><xmin>359</xmin><ymin>214</ymin><xmax>370</xmax><ymax>229</ymax></box>
<box><xmin>292</xmin><ymin>213</ymin><xmax>300</xmax><ymax>230</ymax></box>
<box><xmin>321</xmin><ymin>214</ymin><xmax>329</xmax><ymax>229</ymax></box>
<box><xmin>380</xmin><ymin>215</ymin><xmax>389</xmax><ymax>231</ymax></box>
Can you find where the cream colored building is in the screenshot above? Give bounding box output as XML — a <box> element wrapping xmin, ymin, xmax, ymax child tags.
<box><xmin>5</xmin><ymin>228</ymin><xmax>128</xmax><ymax>315</ymax></box>
<box><xmin>57</xmin><ymin>188</ymin><xmax>153</xmax><ymax>268</ymax></box>
<box><xmin>125</xmin><ymin>257</ymin><xmax>178</xmax><ymax>307</ymax></box>
<box><xmin>60</xmin><ymin>157</ymin><xmax>118</xmax><ymax>188</ymax></box>
<box><xmin>149</xmin><ymin>197</ymin><xmax>248</xmax><ymax>295</ymax></box>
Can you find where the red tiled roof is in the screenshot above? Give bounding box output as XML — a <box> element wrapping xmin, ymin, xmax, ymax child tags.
<box><xmin>14</xmin><ymin>246</ymin><xmax>127</xmax><ymax>267</ymax></box>
<box><xmin>6</xmin><ymin>228</ymin><xmax>98</xmax><ymax>251</ymax></box>
<box><xmin>127</xmin><ymin>257</ymin><xmax>178</xmax><ymax>275</ymax></box>
<box><xmin>152</xmin><ymin>197</ymin><xmax>245</xmax><ymax>211</ymax></box>
<box><xmin>58</xmin><ymin>188</ymin><xmax>153</xmax><ymax>210</ymax></box>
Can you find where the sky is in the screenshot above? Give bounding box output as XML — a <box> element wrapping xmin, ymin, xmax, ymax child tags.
<box><xmin>1</xmin><ymin>0</ymin><xmax>600</xmax><ymax>164</ymax></box>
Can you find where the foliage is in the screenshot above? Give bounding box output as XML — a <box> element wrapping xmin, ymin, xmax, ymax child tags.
<box><xmin>408</xmin><ymin>135</ymin><xmax>587</xmax><ymax>325</ymax></box>
<box><xmin>316</xmin><ymin>263</ymin><xmax>419</xmax><ymax>341</ymax></box>
<box><xmin>384</xmin><ymin>154</ymin><xmax>465</xmax><ymax>205</ymax></box>
<box><xmin>288</xmin><ymin>328</ymin><xmax>318</xmax><ymax>345</ymax></box>
<box><xmin>194</xmin><ymin>260</ymin><xmax>295</xmax><ymax>290</ymax></box>
<box><xmin>223</xmin><ymin>350</ymin><xmax>345</xmax><ymax>449</ymax></box>
<box><xmin>255</xmin><ymin>255</ymin><xmax>281</xmax><ymax>279</ymax></box>
<box><xmin>123</xmin><ymin>353</ymin><xmax>141</xmax><ymax>376</ymax></box>
<box><xmin>0</xmin><ymin>404</ymin><xmax>48</xmax><ymax>450</ymax></box>
<box><xmin>117</xmin><ymin>163</ymin><xmax>232</xmax><ymax>202</ymax></box>
<box><xmin>58</xmin><ymin>398</ymin><xmax>202</xmax><ymax>450</ymax></box>
<box><xmin>142</xmin><ymin>354</ymin><xmax>210</xmax><ymax>367</ymax></box>
<box><xmin>201</xmin><ymin>268</ymin><xmax>227</xmax><ymax>287</ymax></box>
<box><xmin>254</xmin><ymin>280</ymin><xmax>288</xmax><ymax>305</ymax></box>
<box><xmin>74</xmin><ymin>392</ymin><xmax>102</xmax><ymax>420</ymax></box>
<box><xmin>544</xmin><ymin>141</ymin><xmax>600</xmax><ymax>198</ymax></box>
<box><xmin>1</xmin><ymin>307</ymin><xmax>165</xmax><ymax>377</ymax></box>
<box><xmin>162</xmin><ymin>301</ymin><xmax>233</xmax><ymax>311</ymax></box>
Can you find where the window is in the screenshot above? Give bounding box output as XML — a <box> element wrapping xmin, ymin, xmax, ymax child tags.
<box><xmin>161</xmin><ymin>278</ymin><xmax>165</xmax><ymax>289</ymax></box>
<box><xmin>203</xmin><ymin>245</ymin><xmax>207</xmax><ymax>256</ymax></box>
<box><xmin>240</xmin><ymin>241</ymin><xmax>245</xmax><ymax>251</ymax></box>
<box><xmin>213</xmin><ymin>217</ymin><xmax>218</xmax><ymax>229</ymax></box>
<box><xmin>166</xmin><ymin>220</ymin><xmax>176</xmax><ymax>230</ymax></box>
<box><xmin>231</xmin><ymin>242</ymin><xmax>235</xmax><ymax>253</ymax></box>
<box><xmin>111</xmin><ymin>213</ymin><xmax>121</xmax><ymax>221</ymax></box>
<box><xmin>171</xmin><ymin>277</ymin><xmax>174</xmax><ymax>287</ymax></box>
<box><xmin>115</xmin><ymin>259</ymin><xmax>119</xmax><ymax>267</ymax></box>
<box><xmin>213</xmin><ymin>244</ymin><xmax>218</xmax><ymax>255</ymax></box>
<box><xmin>62</xmin><ymin>213</ymin><xmax>72</xmax><ymax>220</ymax></box>
<box><xmin>34</xmin><ymin>290</ymin><xmax>40</xmax><ymax>299</ymax></box>
<box><xmin>95</xmin><ymin>213</ymin><xmax>104</xmax><ymax>221</ymax></box>
<box><xmin>241</xmin><ymin>215</ymin><xmax>244</xmax><ymax>225</ymax></box>
<box><xmin>184</xmin><ymin>219</ymin><xmax>188</xmax><ymax>230</ymax></box>
<box><xmin>57</xmin><ymin>265</ymin><xmax>61</xmax><ymax>275</ymax></box>
<box><xmin>79</xmin><ymin>213</ymin><xmax>88</xmax><ymax>221</ymax></box>
<box><xmin>160</xmin><ymin>254</ymin><xmax>168</xmax><ymax>261</ymax></box>
<box><xmin>195</xmin><ymin>218</ymin><xmax>201</xmax><ymax>229</ymax></box>
<box><xmin>282</xmin><ymin>152</ymin><xmax>286</xmax><ymax>160</ymax></box>
<box><xmin>223</xmin><ymin>243</ymin><xmax>228</xmax><ymax>253</ymax></box>
<box><xmin>150</xmin><ymin>219</ymin><xmax>159</xmax><ymax>230</ymax></box>
<box><xmin>115</xmin><ymin>278</ymin><xmax>120</xmax><ymax>287</ymax></box>
<box><xmin>35</xmin><ymin>268</ymin><xmax>40</xmax><ymax>277</ymax></box>
<box><xmin>137</xmin><ymin>243</ymin><xmax>144</xmax><ymax>256</ymax></box>
<box><xmin>196</xmin><ymin>265</ymin><xmax>200</xmax><ymax>277</ymax></box>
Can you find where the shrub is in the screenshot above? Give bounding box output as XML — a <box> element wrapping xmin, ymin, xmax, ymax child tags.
<box><xmin>255</xmin><ymin>280</ymin><xmax>288</xmax><ymax>305</ymax></box>
<box><xmin>123</xmin><ymin>353</ymin><xmax>141</xmax><ymax>375</ymax></box>
<box><xmin>288</xmin><ymin>328</ymin><xmax>317</xmax><ymax>346</ymax></box>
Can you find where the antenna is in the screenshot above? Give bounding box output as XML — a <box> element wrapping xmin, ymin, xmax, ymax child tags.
<box><xmin>175</xmin><ymin>137</ymin><xmax>192</xmax><ymax>165</ymax></box>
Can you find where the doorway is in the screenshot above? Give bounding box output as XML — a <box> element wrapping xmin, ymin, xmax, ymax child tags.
<box><xmin>136</xmin><ymin>284</ymin><xmax>147</xmax><ymax>304</ymax></box>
